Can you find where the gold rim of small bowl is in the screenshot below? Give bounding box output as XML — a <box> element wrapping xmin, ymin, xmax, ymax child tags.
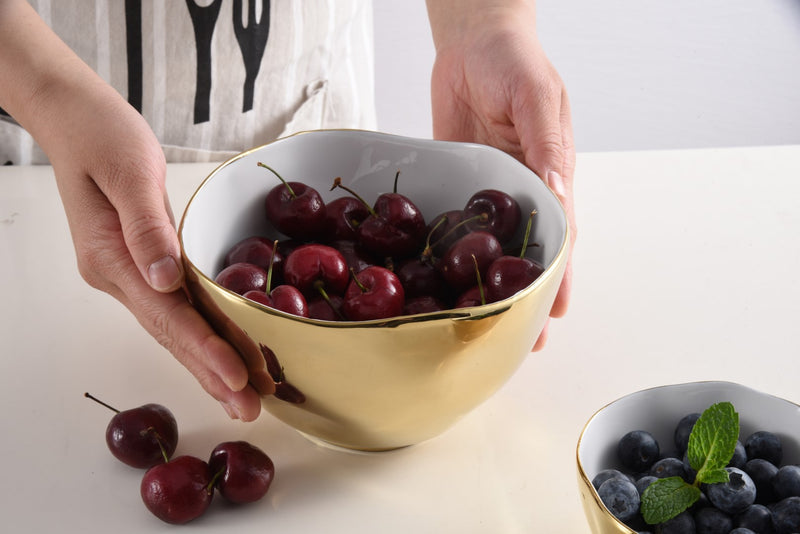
<box><xmin>177</xmin><ymin>129</ymin><xmax>571</xmax><ymax>328</ymax></box>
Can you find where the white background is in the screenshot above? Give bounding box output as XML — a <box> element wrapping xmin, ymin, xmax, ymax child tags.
<box><xmin>373</xmin><ymin>0</ymin><xmax>800</xmax><ymax>152</ymax></box>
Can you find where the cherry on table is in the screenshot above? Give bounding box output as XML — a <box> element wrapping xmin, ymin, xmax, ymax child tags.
<box><xmin>342</xmin><ymin>265</ymin><xmax>405</xmax><ymax>321</ymax></box>
<box><xmin>208</xmin><ymin>441</ymin><xmax>275</xmax><ymax>504</ymax></box>
<box><xmin>85</xmin><ymin>392</ymin><xmax>178</xmax><ymax>469</ymax></box>
<box><xmin>260</xmin><ymin>162</ymin><xmax>327</xmax><ymax>241</ymax></box>
<box><xmin>463</xmin><ymin>189</ymin><xmax>522</xmax><ymax>244</ymax></box>
<box><xmin>140</xmin><ymin>455</ymin><xmax>213</xmax><ymax>524</ymax></box>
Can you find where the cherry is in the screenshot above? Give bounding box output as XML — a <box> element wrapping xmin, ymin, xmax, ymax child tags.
<box><xmin>284</xmin><ymin>244</ymin><xmax>349</xmax><ymax>297</ymax></box>
<box><xmin>140</xmin><ymin>455</ymin><xmax>213</xmax><ymax>524</ymax></box>
<box><xmin>322</xmin><ymin>196</ymin><xmax>370</xmax><ymax>241</ymax></box>
<box><xmin>307</xmin><ymin>293</ymin><xmax>345</xmax><ymax>321</ymax></box>
<box><xmin>463</xmin><ymin>189</ymin><xmax>522</xmax><ymax>244</ymax></box>
<box><xmin>85</xmin><ymin>392</ymin><xmax>178</xmax><ymax>469</ymax></box>
<box><xmin>342</xmin><ymin>266</ymin><xmax>405</xmax><ymax>321</ymax></box>
<box><xmin>331</xmin><ymin>173</ymin><xmax>426</xmax><ymax>259</ymax></box>
<box><xmin>259</xmin><ymin>344</ymin><xmax>307</xmax><ymax>404</ymax></box>
<box><xmin>244</xmin><ymin>240</ymin><xmax>308</xmax><ymax>317</ymax></box>
<box><xmin>426</xmin><ymin>210</ymin><xmax>467</xmax><ymax>257</ymax></box>
<box><xmin>396</xmin><ymin>257</ymin><xmax>448</xmax><ymax>300</ymax></box>
<box><xmin>486</xmin><ymin>210</ymin><xmax>545</xmax><ymax>301</ymax></box>
<box><xmin>403</xmin><ymin>295</ymin><xmax>447</xmax><ymax>315</ymax></box>
<box><xmin>208</xmin><ymin>441</ymin><xmax>275</xmax><ymax>504</ymax></box>
<box><xmin>223</xmin><ymin>236</ymin><xmax>283</xmax><ymax>276</ymax></box>
<box><xmin>453</xmin><ymin>254</ymin><xmax>488</xmax><ymax>308</ymax></box>
<box><xmin>329</xmin><ymin>239</ymin><xmax>378</xmax><ymax>274</ymax></box>
<box><xmin>260</xmin><ymin>162</ymin><xmax>326</xmax><ymax>241</ymax></box>
<box><xmin>438</xmin><ymin>231</ymin><xmax>503</xmax><ymax>291</ymax></box>
<box><xmin>215</xmin><ymin>262</ymin><xmax>268</xmax><ymax>295</ymax></box>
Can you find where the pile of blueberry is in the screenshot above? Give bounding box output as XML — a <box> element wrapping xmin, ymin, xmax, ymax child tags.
<box><xmin>593</xmin><ymin>413</ymin><xmax>800</xmax><ymax>534</ymax></box>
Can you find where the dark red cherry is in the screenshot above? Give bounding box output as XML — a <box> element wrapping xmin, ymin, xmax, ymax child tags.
<box><xmin>223</xmin><ymin>236</ymin><xmax>283</xmax><ymax>276</ymax></box>
<box><xmin>85</xmin><ymin>393</ymin><xmax>179</xmax><ymax>469</ymax></box>
<box><xmin>215</xmin><ymin>262</ymin><xmax>268</xmax><ymax>295</ymax></box>
<box><xmin>439</xmin><ymin>231</ymin><xmax>503</xmax><ymax>291</ymax></box>
<box><xmin>464</xmin><ymin>189</ymin><xmax>521</xmax><ymax>244</ymax></box>
<box><xmin>283</xmin><ymin>244</ymin><xmax>349</xmax><ymax>296</ymax></box>
<box><xmin>329</xmin><ymin>239</ymin><xmax>378</xmax><ymax>274</ymax></box>
<box><xmin>260</xmin><ymin>162</ymin><xmax>327</xmax><ymax>240</ymax></box>
<box><xmin>343</xmin><ymin>266</ymin><xmax>405</xmax><ymax>321</ymax></box>
<box><xmin>403</xmin><ymin>295</ymin><xmax>447</xmax><ymax>315</ymax></box>
<box><xmin>208</xmin><ymin>441</ymin><xmax>275</xmax><ymax>504</ymax></box>
<box><xmin>140</xmin><ymin>455</ymin><xmax>213</xmax><ymax>524</ymax></box>
<box><xmin>244</xmin><ymin>285</ymin><xmax>309</xmax><ymax>317</ymax></box>
<box><xmin>323</xmin><ymin>196</ymin><xmax>370</xmax><ymax>241</ymax></box>
<box><xmin>485</xmin><ymin>210</ymin><xmax>544</xmax><ymax>301</ymax></box>
<box><xmin>454</xmin><ymin>286</ymin><xmax>486</xmax><ymax>308</ymax></box>
<box><xmin>396</xmin><ymin>257</ymin><xmax>448</xmax><ymax>300</ymax></box>
<box><xmin>307</xmin><ymin>293</ymin><xmax>345</xmax><ymax>321</ymax></box>
<box><xmin>426</xmin><ymin>210</ymin><xmax>468</xmax><ymax>257</ymax></box>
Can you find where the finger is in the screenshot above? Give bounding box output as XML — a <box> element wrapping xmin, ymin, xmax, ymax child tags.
<box><xmin>532</xmin><ymin>319</ymin><xmax>550</xmax><ymax>352</ymax></box>
<box><xmin>94</xmin><ymin>149</ymin><xmax>184</xmax><ymax>294</ymax></box>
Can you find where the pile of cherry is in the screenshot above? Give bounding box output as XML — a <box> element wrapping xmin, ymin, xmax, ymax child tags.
<box><xmin>214</xmin><ymin>163</ymin><xmax>545</xmax><ymax>321</ymax></box>
<box><xmin>85</xmin><ymin>393</ymin><xmax>274</xmax><ymax>525</ymax></box>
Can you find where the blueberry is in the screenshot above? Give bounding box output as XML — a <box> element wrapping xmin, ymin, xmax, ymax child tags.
<box><xmin>650</xmin><ymin>457</ymin><xmax>687</xmax><ymax>480</ymax></box>
<box><xmin>744</xmin><ymin>431</ymin><xmax>783</xmax><ymax>466</ymax></box>
<box><xmin>619</xmin><ymin>430</ymin><xmax>661</xmax><ymax>472</ymax></box>
<box><xmin>674</xmin><ymin>412</ymin><xmax>701</xmax><ymax>452</ymax></box>
<box><xmin>728</xmin><ymin>440</ymin><xmax>747</xmax><ymax>469</ymax></box>
<box><xmin>683</xmin><ymin>450</ymin><xmax>698</xmax><ymax>483</ymax></box>
<box><xmin>729</xmin><ymin>529</ymin><xmax>757</xmax><ymax>534</ymax></box>
<box><xmin>734</xmin><ymin>503</ymin><xmax>773</xmax><ymax>533</ymax></box>
<box><xmin>655</xmin><ymin>510</ymin><xmax>696</xmax><ymax>534</ymax></box>
<box><xmin>636</xmin><ymin>475</ymin><xmax>658</xmax><ymax>497</ymax></box>
<box><xmin>597</xmin><ymin>477</ymin><xmax>641</xmax><ymax>523</ymax></box>
<box><xmin>744</xmin><ymin>458</ymin><xmax>779</xmax><ymax>504</ymax></box>
<box><xmin>705</xmin><ymin>467</ymin><xmax>757</xmax><ymax>515</ymax></box>
<box><xmin>592</xmin><ymin>468</ymin><xmax>629</xmax><ymax>490</ymax></box>
<box><xmin>694</xmin><ymin>506</ymin><xmax>733</xmax><ymax>534</ymax></box>
<box><xmin>773</xmin><ymin>465</ymin><xmax>800</xmax><ymax>499</ymax></box>
<box><xmin>771</xmin><ymin>496</ymin><xmax>800</xmax><ymax>534</ymax></box>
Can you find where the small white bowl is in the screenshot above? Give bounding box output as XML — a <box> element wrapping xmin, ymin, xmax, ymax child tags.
<box><xmin>576</xmin><ymin>381</ymin><xmax>800</xmax><ymax>533</ymax></box>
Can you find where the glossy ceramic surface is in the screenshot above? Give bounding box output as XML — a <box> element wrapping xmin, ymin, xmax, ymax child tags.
<box><xmin>576</xmin><ymin>381</ymin><xmax>800</xmax><ymax>533</ymax></box>
<box><xmin>178</xmin><ymin>130</ymin><xmax>568</xmax><ymax>451</ymax></box>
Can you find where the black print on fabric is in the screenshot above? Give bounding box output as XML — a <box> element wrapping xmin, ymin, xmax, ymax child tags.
<box><xmin>186</xmin><ymin>0</ymin><xmax>224</xmax><ymax>124</ymax></box>
<box><xmin>233</xmin><ymin>0</ymin><xmax>270</xmax><ymax>113</ymax></box>
<box><xmin>124</xmin><ymin>0</ymin><xmax>143</xmax><ymax>113</ymax></box>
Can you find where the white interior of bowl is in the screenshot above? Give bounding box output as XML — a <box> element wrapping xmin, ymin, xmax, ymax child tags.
<box><xmin>578</xmin><ymin>381</ymin><xmax>800</xmax><ymax>482</ymax></box>
<box><xmin>180</xmin><ymin>130</ymin><xmax>568</xmax><ymax>285</ymax></box>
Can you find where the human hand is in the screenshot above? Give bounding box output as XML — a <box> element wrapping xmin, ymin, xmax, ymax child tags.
<box><xmin>0</xmin><ymin>0</ymin><xmax>272</xmax><ymax>419</ymax></box>
<box><xmin>426</xmin><ymin>0</ymin><xmax>576</xmax><ymax>350</ymax></box>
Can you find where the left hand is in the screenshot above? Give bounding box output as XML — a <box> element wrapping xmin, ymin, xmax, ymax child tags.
<box><xmin>426</xmin><ymin>1</ymin><xmax>576</xmax><ymax>350</ymax></box>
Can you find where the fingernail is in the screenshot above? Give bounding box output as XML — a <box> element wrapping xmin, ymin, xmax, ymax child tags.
<box><xmin>221</xmin><ymin>402</ymin><xmax>240</xmax><ymax>420</ymax></box>
<box><xmin>148</xmin><ymin>255</ymin><xmax>181</xmax><ymax>292</ymax></box>
<box><xmin>546</xmin><ymin>170</ymin><xmax>566</xmax><ymax>198</ymax></box>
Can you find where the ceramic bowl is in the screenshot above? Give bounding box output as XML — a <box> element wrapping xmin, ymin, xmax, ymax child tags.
<box><xmin>576</xmin><ymin>381</ymin><xmax>800</xmax><ymax>533</ymax></box>
<box><xmin>178</xmin><ymin>130</ymin><xmax>569</xmax><ymax>451</ymax></box>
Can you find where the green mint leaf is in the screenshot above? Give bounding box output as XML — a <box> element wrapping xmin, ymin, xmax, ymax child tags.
<box><xmin>700</xmin><ymin>467</ymin><xmax>731</xmax><ymax>485</ymax></box>
<box><xmin>641</xmin><ymin>477</ymin><xmax>701</xmax><ymax>525</ymax></box>
<box><xmin>687</xmin><ymin>401</ymin><xmax>739</xmax><ymax>483</ymax></box>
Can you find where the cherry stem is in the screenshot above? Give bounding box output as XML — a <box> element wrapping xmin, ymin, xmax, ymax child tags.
<box><xmin>393</xmin><ymin>169</ymin><xmax>401</xmax><ymax>194</ymax></box>
<box><xmin>154</xmin><ymin>432</ymin><xmax>170</xmax><ymax>464</ymax></box>
<box><xmin>330</xmin><ymin>177</ymin><xmax>377</xmax><ymax>217</ymax></box>
<box><xmin>518</xmin><ymin>210</ymin><xmax>538</xmax><ymax>259</ymax></box>
<box><xmin>208</xmin><ymin>467</ymin><xmax>225</xmax><ymax>494</ymax></box>
<box><xmin>424</xmin><ymin>212</ymin><xmax>488</xmax><ymax>258</ymax></box>
<box><xmin>349</xmin><ymin>268</ymin><xmax>369</xmax><ymax>294</ymax></box>
<box><xmin>84</xmin><ymin>392</ymin><xmax>120</xmax><ymax>414</ymax></box>
<box><xmin>258</xmin><ymin>162</ymin><xmax>296</xmax><ymax>199</ymax></box>
<box><xmin>471</xmin><ymin>254</ymin><xmax>486</xmax><ymax>306</ymax></box>
<box><xmin>314</xmin><ymin>280</ymin><xmax>346</xmax><ymax>320</ymax></box>
<box><xmin>265</xmin><ymin>240</ymin><xmax>278</xmax><ymax>295</ymax></box>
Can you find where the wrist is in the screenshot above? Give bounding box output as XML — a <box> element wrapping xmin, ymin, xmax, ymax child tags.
<box><xmin>425</xmin><ymin>0</ymin><xmax>536</xmax><ymax>51</ymax></box>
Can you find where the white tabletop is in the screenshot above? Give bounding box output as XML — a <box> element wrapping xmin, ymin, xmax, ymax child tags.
<box><xmin>2</xmin><ymin>145</ymin><xmax>799</xmax><ymax>533</ymax></box>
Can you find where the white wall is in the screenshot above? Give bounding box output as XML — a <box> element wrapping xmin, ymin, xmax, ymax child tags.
<box><xmin>373</xmin><ymin>1</ymin><xmax>800</xmax><ymax>152</ymax></box>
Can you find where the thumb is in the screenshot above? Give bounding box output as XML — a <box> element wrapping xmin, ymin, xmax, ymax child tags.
<box><xmin>108</xmin><ymin>156</ymin><xmax>184</xmax><ymax>293</ymax></box>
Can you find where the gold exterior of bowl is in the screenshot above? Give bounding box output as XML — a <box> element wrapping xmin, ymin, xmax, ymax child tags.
<box><xmin>179</xmin><ymin>130</ymin><xmax>569</xmax><ymax>451</ymax></box>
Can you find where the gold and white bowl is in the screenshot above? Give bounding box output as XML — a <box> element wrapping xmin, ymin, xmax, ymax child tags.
<box><xmin>178</xmin><ymin>130</ymin><xmax>569</xmax><ymax>451</ymax></box>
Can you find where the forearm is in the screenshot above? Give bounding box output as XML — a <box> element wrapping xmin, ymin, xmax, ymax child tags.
<box><xmin>425</xmin><ymin>0</ymin><xmax>537</xmax><ymax>50</ymax></box>
<box><xmin>0</xmin><ymin>0</ymin><xmax>120</xmax><ymax>160</ymax></box>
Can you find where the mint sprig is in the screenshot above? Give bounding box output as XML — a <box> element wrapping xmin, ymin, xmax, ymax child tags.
<box><xmin>640</xmin><ymin>401</ymin><xmax>739</xmax><ymax>525</ymax></box>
